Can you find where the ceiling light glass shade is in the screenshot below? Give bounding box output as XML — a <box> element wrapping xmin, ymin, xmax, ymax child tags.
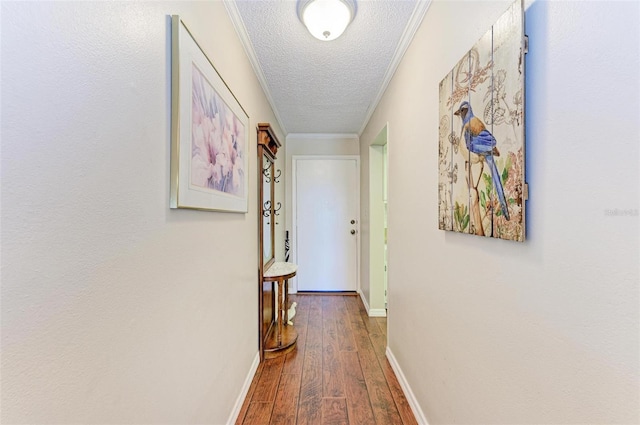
<box><xmin>298</xmin><ymin>0</ymin><xmax>356</xmax><ymax>41</ymax></box>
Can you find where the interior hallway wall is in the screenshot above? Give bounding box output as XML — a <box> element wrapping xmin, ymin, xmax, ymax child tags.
<box><xmin>359</xmin><ymin>0</ymin><xmax>639</xmax><ymax>423</ymax></box>
<box><xmin>1</xmin><ymin>2</ymin><xmax>284</xmax><ymax>423</ymax></box>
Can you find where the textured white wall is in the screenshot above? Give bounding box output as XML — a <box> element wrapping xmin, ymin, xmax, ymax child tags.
<box><xmin>360</xmin><ymin>0</ymin><xmax>639</xmax><ymax>423</ymax></box>
<box><xmin>1</xmin><ymin>2</ymin><xmax>283</xmax><ymax>423</ymax></box>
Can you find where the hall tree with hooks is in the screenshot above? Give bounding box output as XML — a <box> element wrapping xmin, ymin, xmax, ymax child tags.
<box><xmin>257</xmin><ymin>123</ymin><xmax>297</xmax><ymax>360</ymax></box>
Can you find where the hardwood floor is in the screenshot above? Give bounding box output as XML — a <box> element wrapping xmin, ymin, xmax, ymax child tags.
<box><xmin>236</xmin><ymin>294</ymin><xmax>417</xmax><ymax>425</ymax></box>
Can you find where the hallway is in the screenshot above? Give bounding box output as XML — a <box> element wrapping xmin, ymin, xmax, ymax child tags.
<box><xmin>236</xmin><ymin>295</ymin><xmax>416</xmax><ymax>424</ymax></box>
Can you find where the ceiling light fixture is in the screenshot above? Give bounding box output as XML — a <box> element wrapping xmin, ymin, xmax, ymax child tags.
<box><xmin>297</xmin><ymin>0</ymin><xmax>356</xmax><ymax>41</ymax></box>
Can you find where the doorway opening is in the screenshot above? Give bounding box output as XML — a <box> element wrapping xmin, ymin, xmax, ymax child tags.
<box><xmin>368</xmin><ymin>124</ymin><xmax>388</xmax><ymax>316</ymax></box>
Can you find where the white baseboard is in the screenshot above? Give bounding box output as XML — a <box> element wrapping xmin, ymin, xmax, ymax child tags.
<box><xmin>386</xmin><ymin>347</ymin><xmax>429</xmax><ymax>425</ymax></box>
<box><xmin>369</xmin><ymin>308</ymin><xmax>387</xmax><ymax>317</ymax></box>
<box><xmin>358</xmin><ymin>290</ymin><xmax>387</xmax><ymax>317</ymax></box>
<box><xmin>358</xmin><ymin>289</ymin><xmax>371</xmax><ymax>313</ymax></box>
<box><xmin>227</xmin><ymin>351</ymin><xmax>260</xmax><ymax>425</ymax></box>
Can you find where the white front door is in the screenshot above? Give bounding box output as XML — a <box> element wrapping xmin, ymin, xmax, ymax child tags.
<box><xmin>293</xmin><ymin>156</ymin><xmax>359</xmax><ymax>291</ymax></box>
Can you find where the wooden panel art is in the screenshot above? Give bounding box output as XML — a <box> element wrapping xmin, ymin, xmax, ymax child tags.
<box><xmin>438</xmin><ymin>0</ymin><xmax>527</xmax><ymax>241</ymax></box>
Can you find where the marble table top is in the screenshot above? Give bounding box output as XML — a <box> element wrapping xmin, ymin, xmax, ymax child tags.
<box><xmin>264</xmin><ymin>262</ymin><xmax>298</xmax><ymax>278</ymax></box>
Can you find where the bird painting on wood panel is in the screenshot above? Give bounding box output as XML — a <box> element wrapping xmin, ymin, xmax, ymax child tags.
<box><xmin>438</xmin><ymin>0</ymin><xmax>525</xmax><ymax>242</ymax></box>
<box><xmin>455</xmin><ymin>101</ymin><xmax>510</xmax><ymax>223</ymax></box>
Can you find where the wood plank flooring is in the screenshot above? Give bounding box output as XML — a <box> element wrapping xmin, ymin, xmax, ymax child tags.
<box><xmin>236</xmin><ymin>294</ymin><xmax>417</xmax><ymax>425</ymax></box>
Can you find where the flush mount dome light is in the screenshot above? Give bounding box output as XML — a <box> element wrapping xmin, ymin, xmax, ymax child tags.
<box><xmin>297</xmin><ymin>0</ymin><xmax>356</xmax><ymax>41</ymax></box>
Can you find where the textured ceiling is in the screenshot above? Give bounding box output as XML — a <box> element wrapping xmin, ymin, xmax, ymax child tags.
<box><xmin>227</xmin><ymin>0</ymin><xmax>430</xmax><ymax>135</ymax></box>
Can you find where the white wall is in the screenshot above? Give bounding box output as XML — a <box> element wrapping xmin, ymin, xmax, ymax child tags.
<box><xmin>1</xmin><ymin>2</ymin><xmax>284</xmax><ymax>423</ymax></box>
<box><xmin>284</xmin><ymin>134</ymin><xmax>359</xmax><ymax>290</ymax></box>
<box><xmin>360</xmin><ymin>0</ymin><xmax>639</xmax><ymax>423</ymax></box>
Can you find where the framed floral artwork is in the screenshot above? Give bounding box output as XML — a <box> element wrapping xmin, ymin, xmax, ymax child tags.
<box><xmin>438</xmin><ymin>0</ymin><xmax>527</xmax><ymax>241</ymax></box>
<box><xmin>170</xmin><ymin>15</ymin><xmax>249</xmax><ymax>212</ymax></box>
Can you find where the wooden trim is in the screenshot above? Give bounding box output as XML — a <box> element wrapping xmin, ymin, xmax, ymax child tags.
<box><xmin>263</xmin><ymin>271</ymin><xmax>297</xmax><ymax>282</ymax></box>
<box><xmin>257</xmin><ymin>123</ymin><xmax>281</xmax><ymax>159</ymax></box>
<box><xmin>258</xmin><ymin>124</ymin><xmax>280</xmax><ymax>361</ymax></box>
<box><xmin>263</xmin><ymin>325</ymin><xmax>298</xmax><ymax>359</ymax></box>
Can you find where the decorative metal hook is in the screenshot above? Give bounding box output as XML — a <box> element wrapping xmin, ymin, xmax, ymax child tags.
<box><xmin>273</xmin><ymin>169</ymin><xmax>282</xmax><ymax>183</ymax></box>
<box><xmin>262</xmin><ymin>163</ymin><xmax>272</xmax><ymax>183</ymax></box>
<box><xmin>273</xmin><ymin>202</ymin><xmax>282</xmax><ymax>216</ymax></box>
<box><xmin>263</xmin><ymin>200</ymin><xmax>272</xmax><ymax>217</ymax></box>
<box><xmin>273</xmin><ymin>202</ymin><xmax>282</xmax><ymax>225</ymax></box>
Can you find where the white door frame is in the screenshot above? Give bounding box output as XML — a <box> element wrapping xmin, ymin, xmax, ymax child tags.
<box><xmin>368</xmin><ymin>124</ymin><xmax>388</xmax><ymax>317</ymax></box>
<box><xmin>291</xmin><ymin>155</ymin><xmax>361</xmax><ymax>294</ymax></box>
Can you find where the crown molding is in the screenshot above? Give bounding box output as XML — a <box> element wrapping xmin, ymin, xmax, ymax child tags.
<box><xmin>286</xmin><ymin>133</ymin><xmax>359</xmax><ymax>141</ymax></box>
<box><xmin>358</xmin><ymin>0</ymin><xmax>433</xmax><ymax>136</ymax></box>
<box><xmin>223</xmin><ymin>0</ymin><xmax>288</xmax><ymax>135</ymax></box>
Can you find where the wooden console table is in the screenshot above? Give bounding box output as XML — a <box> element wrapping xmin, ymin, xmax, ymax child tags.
<box><xmin>263</xmin><ymin>262</ymin><xmax>298</xmax><ymax>359</ymax></box>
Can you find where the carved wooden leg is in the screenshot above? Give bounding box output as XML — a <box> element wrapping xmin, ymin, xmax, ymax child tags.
<box><xmin>277</xmin><ymin>279</ymin><xmax>283</xmax><ymax>346</ymax></box>
<box><xmin>284</xmin><ymin>278</ymin><xmax>289</xmax><ymax>325</ymax></box>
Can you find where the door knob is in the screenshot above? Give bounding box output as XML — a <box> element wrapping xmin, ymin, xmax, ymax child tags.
<box><xmin>350</xmin><ymin>229</ymin><xmax>356</xmax><ymax>235</ymax></box>
<box><xmin>350</xmin><ymin>219</ymin><xmax>356</xmax><ymax>224</ymax></box>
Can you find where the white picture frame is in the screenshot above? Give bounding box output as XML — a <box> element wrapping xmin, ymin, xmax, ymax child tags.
<box><xmin>170</xmin><ymin>15</ymin><xmax>249</xmax><ymax>212</ymax></box>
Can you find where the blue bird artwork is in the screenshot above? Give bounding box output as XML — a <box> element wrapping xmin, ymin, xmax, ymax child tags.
<box><xmin>454</xmin><ymin>101</ymin><xmax>510</xmax><ymax>221</ymax></box>
<box><xmin>437</xmin><ymin>0</ymin><xmax>525</xmax><ymax>241</ymax></box>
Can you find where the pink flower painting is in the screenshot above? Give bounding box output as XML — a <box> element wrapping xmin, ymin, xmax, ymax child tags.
<box><xmin>190</xmin><ymin>64</ymin><xmax>245</xmax><ymax>197</ymax></box>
